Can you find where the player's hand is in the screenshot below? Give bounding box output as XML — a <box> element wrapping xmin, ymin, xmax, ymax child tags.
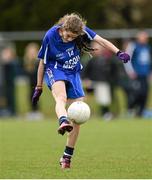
<box><xmin>116</xmin><ymin>51</ymin><xmax>130</xmax><ymax>63</ymax></box>
<box><xmin>32</xmin><ymin>86</ymin><xmax>43</xmax><ymax>106</ymax></box>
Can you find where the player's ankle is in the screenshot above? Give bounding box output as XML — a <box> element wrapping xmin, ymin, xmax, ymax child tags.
<box><xmin>59</xmin><ymin>116</ymin><xmax>68</xmax><ymax>125</ymax></box>
<box><xmin>63</xmin><ymin>146</ymin><xmax>74</xmax><ymax>158</ymax></box>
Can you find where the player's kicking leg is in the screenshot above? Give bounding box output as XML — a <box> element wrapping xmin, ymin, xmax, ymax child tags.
<box><xmin>51</xmin><ymin>81</ymin><xmax>73</xmax><ymax>135</ymax></box>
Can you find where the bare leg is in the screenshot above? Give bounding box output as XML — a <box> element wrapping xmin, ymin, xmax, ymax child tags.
<box><xmin>52</xmin><ymin>81</ymin><xmax>67</xmax><ymax>118</ymax></box>
<box><xmin>52</xmin><ymin>80</ymin><xmax>73</xmax><ymax>135</ymax></box>
<box><xmin>66</xmin><ymin>97</ymin><xmax>84</xmax><ymax>147</ymax></box>
<box><xmin>66</xmin><ymin>122</ymin><xmax>80</xmax><ymax>147</ymax></box>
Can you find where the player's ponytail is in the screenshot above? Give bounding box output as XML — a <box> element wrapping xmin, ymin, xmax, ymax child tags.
<box><xmin>75</xmin><ymin>34</ymin><xmax>95</xmax><ymax>54</ymax></box>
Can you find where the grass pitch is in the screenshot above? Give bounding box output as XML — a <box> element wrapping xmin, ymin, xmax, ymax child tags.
<box><xmin>0</xmin><ymin>118</ymin><xmax>152</xmax><ymax>179</ymax></box>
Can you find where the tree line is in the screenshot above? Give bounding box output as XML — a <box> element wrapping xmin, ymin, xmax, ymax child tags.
<box><xmin>0</xmin><ymin>0</ymin><xmax>151</xmax><ymax>31</ymax></box>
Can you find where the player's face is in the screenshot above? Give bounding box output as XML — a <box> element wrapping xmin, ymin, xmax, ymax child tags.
<box><xmin>60</xmin><ymin>29</ymin><xmax>79</xmax><ymax>42</ymax></box>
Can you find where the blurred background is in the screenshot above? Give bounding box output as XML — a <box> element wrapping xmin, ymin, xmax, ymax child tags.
<box><xmin>0</xmin><ymin>0</ymin><xmax>152</xmax><ymax>120</ymax></box>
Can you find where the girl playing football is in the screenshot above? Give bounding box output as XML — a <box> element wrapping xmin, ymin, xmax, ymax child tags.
<box><xmin>32</xmin><ymin>13</ymin><xmax>130</xmax><ymax>169</ymax></box>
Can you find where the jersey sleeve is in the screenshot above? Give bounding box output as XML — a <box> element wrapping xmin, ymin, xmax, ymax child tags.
<box><xmin>84</xmin><ymin>27</ymin><xmax>97</xmax><ymax>40</ymax></box>
<box><xmin>38</xmin><ymin>33</ymin><xmax>49</xmax><ymax>60</ymax></box>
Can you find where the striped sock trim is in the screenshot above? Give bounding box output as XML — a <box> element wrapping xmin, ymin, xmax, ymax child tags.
<box><xmin>59</xmin><ymin>116</ymin><xmax>68</xmax><ymax>125</ymax></box>
<box><xmin>63</xmin><ymin>146</ymin><xmax>74</xmax><ymax>158</ymax></box>
<box><xmin>63</xmin><ymin>152</ymin><xmax>72</xmax><ymax>157</ymax></box>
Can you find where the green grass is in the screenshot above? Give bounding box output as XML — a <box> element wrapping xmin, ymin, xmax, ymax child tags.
<box><xmin>0</xmin><ymin>118</ymin><xmax>152</xmax><ymax>179</ymax></box>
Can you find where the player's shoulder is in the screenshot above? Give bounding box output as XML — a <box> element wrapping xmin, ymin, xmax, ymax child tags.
<box><xmin>84</xmin><ymin>26</ymin><xmax>92</xmax><ymax>33</ymax></box>
<box><xmin>83</xmin><ymin>26</ymin><xmax>96</xmax><ymax>40</ymax></box>
<box><xmin>45</xmin><ymin>25</ymin><xmax>60</xmax><ymax>39</ymax></box>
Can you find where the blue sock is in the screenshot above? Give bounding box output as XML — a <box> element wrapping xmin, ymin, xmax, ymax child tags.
<box><xmin>59</xmin><ymin>116</ymin><xmax>68</xmax><ymax>125</ymax></box>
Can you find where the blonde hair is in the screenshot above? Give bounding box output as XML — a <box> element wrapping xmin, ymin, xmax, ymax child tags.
<box><xmin>24</xmin><ymin>43</ymin><xmax>39</xmax><ymax>61</ymax></box>
<box><xmin>24</xmin><ymin>42</ymin><xmax>39</xmax><ymax>72</ymax></box>
<box><xmin>57</xmin><ymin>13</ymin><xmax>86</xmax><ymax>35</ymax></box>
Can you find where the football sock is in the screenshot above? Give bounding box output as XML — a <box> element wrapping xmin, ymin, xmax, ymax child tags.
<box><xmin>63</xmin><ymin>146</ymin><xmax>74</xmax><ymax>159</ymax></box>
<box><xmin>59</xmin><ymin>116</ymin><xmax>68</xmax><ymax>125</ymax></box>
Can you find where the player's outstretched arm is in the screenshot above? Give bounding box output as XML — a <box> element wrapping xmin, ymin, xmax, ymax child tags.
<box><xmin>94</xmin><ymin>35</ymin><xmax>130</xmax><ymax>63</ymax></box>
<box><xmin>94</xmin><ymin>34</ymin><xmax>119</xmax><ymax>53</ymax></box>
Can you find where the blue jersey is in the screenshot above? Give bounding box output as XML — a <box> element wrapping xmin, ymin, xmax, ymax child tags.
<box><xmin>38</xmin><ymin>25</ymin><xmax>96</xmax><ymax>99</ymax></box>
<box><xmin>38</xmin><ymin>25</ymin><xmax>96</xmax><ymax>74</ymax></box>
<box><xmin>132</xmin><ymin>43</ymin><xmax>152</xmax><ymax>76</ymax></box>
